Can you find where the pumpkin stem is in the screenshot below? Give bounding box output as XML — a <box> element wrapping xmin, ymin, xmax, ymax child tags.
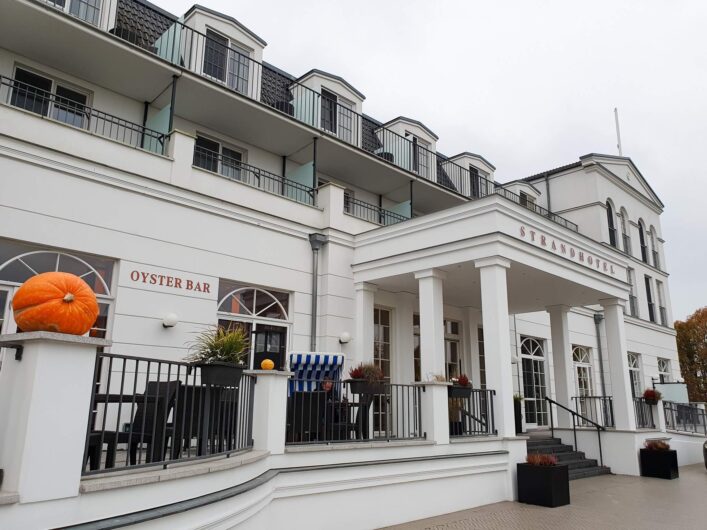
<box><xmin>63</xmin><ymin>293</ymin><xmax>75</xmax><ymax>303</ymax></box>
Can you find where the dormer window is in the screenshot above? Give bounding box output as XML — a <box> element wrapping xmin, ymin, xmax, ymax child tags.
<box><xmin>203</xmin><ymin>29</ymin><xmax>250</xmax><ymax>94</ymax></box>
<box><xmin>406</xmin><ymin>132</ymin><xmax>431</xmax><ymax>178</ymax></box>
<box><xmin>520</xmin><ymin>191</ymin><xmax>536</xmax><ymax>210</ymax></box>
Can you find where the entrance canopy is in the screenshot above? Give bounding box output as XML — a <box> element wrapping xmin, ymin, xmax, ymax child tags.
<box><xmin>352</xmin><ymin>195</ymin><xmax>630</xmax><ymax>312</ymax></box>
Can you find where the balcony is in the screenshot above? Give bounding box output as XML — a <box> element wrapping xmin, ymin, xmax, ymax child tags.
<box><xmin>571</xmin><ymin>395</ymin><xmax>615</xmax><ymax>428</ymax></box>
<box><xmin>633</xmin><ymin>397</ymin><xmax>655</xmax><ymax>429</ymax></box>
<box><xmin>0</xmin><ymin>74</ymin><xmax>166</xmax><ymax>154</ymax></box>
<box><xmin>21</xmin><ymin>0</ymin><xmax>580</xmax><ymax>232</ymax></box>
<box><xmin>193</xmin><ymin>146</ymin><xmax>316</xmax><ymax>206</ymax></box>
<box><xmin>346</xmin><ymin>198</ymin><xmax>409</xmax><ymax>226</ymax></box>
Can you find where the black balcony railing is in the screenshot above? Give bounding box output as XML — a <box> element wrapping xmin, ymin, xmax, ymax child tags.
<box><xmin>448</xmin><ymin>389</ymin><xmax>496</xmax><ymax>437</ymax></box>
<box><xmin>83</xmin><ymin>352</ymin><xmax>255</xmax><ymax>475</ymax></box>
<box><xmin>285</xmin><ymin>379</ymin><xmax>423</xmax><ymax>444</ymax></box>
<box><xmin>193</xmin><ymin>147</ymin><xmax>316</xmax><ymax>206</ymax></box>
<box><xmin>0</xmin><ymin>75</ymin><xmax>166</xmax><ymax>154</ymax></box>
<box><xmin>346</xmin><ymin>198</ymin><xmax>409</xmax><ymax>226</ymax></box>
<box><xmin>37</xmin><ymin>0</ymin><xmax>580</xmax><ymax>231</ymax></box>
<box><xmin>571</xmin><ymin>396</ymin><xmax>615</xmax><ymax>428</ymax></box>
<box><xmin>663</xmin><ymin>401</ymin><xmax>707</xmax><ymax>435</ymax></box>
<box><xmin>495</xmin><ymin>187</ymin><xmax>579</xmax><ymax>231</ymax></box>
<box><xmin>622</xmin><ymin>233</ymin><xmax>632</xmax><ymax>255</ymax></box>
<box><xmin>633</xmin><ymin>397</ymin><xmax>655</xmax><ymax>429</ymax></box>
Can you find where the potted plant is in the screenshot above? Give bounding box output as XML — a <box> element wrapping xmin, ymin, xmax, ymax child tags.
<box><xmin>517</xmin><ymin>453</ymin><xmax>570</xmax><ymax>507</ymax></box>
<box><xmin>448</xmin><ymin>374</ymin><xmax>472</xmax><ymax>398</ymax></box>
<box><xmin>514</xmin><ymin>394</ymin><xmax>524</xmax><ymax>435</ymax></box>
<box><xmin>187</xmin><ymin>326</ymin><xmax>249</xmax><ymax>386</ymax></box>
<box><xmin>640</xmin><ymin>439</ymin><xmax>679</xmax><ymax>479</ymax></box>
<box><xmin>347</xmin><ymin>363</ymin><xmax>385</xmax><ymax>395</ymax></box>
<box><xmin>643</xmin><ymin>388</ymin><xmax>662</xmax><ymax>406</ymax></box>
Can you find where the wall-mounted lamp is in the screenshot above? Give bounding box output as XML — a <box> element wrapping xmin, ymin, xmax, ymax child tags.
<box><xmin>162</xmin><ymin>313</ymin><xmax>179</xmax><ymax>328</ymax></box>
<box><xmin>339</xmin><ymin>332</ymin><xmax>351</xmax><ymax>344</ymax></box>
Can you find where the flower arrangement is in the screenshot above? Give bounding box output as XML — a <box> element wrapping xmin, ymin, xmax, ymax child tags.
<box><xmin>644</xmin><ymin>439</ymin><xmax>671</xmax><ymax>451</ymax></box>
<box><xmin>455</xmin><ymin>374</ymin><xmax>470</xmax><ymax>387</ymax></box>
<box><xmin>643</xmin><ymin>388</ymin><xmax>662</xmax><ymax>404</ymax></box>
<box><xmin>348</xmin><ymin>362</ymin><xmax>384</xmax><ymax>383</ymax></box>
<box><xmin>514</xmin><ymin>393</ymin><xmax>524</xmax><ymax>402</ymax></box>
<box><xmin>526</xmin><ymin>453</ymin><xmax>558</xmax><ymax>466</ymax></box>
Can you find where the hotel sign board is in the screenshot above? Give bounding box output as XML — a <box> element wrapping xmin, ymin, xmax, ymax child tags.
<box><xmin>119</xmin><ymin>262</ymin><xmax>218</xmax><ymax>300</ymax></box>
<box><xmin>519</xmin><ymin>225</ymin><xmax>620</xmax><ymax>278</ymax></box>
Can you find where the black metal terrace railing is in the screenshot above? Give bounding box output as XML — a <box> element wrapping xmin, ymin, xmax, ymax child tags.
<box><xmin>37</xmin><ymin>0</ymin><xmax>580</xmax><ymax>232</ymax></box>
<box><xmin>83</xmin><ymin>352</ymin><xmax>255</xmax><ymax>475</ymax></box>
<box><xmin>346</xmin><ymin>198</ymin><xmax>409</xmax><ymax>226</ymax></box>
<box><xmin>663</xmin><ymin>401</ymin><xmax>707</xmax><ymax>436</ymax></box>
<box><xmin>633</xmin><ymin>397</ymin><xmax>655</xmax><ymax>429</ymax></box>
<box><xmin>0</xmin><ymin>75</ymin><xmax>166</xmax><ymax>154</ymax></box>
<box><xmin>571</xmin><ymin>396</ymin><xmax>615</xmax><ymax>428</ymax></box>
<box><xmin>448</xmin><ymin>389</ymin><xmax>496</xmax><ymax>437</ymax></box>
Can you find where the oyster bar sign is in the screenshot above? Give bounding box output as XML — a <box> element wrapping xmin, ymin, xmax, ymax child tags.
<box><xmin>520</xmin><ymin>225</ymin><xmax>617</xmax><ymax>277</ymax></box>
<box><xmin>120</xmin><ymin>262</ymin><xmax>218</xmax><ymax>300</ymax></box>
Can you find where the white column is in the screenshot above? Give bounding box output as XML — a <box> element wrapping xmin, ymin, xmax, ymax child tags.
<box><xmin>466</xmin><ymin>308</ymin><xmax>481</xmax><ymax>389</ymax></box>
<box><xmin>414</xmin><ymin>269</ymin><xmax>446</xmax><ymax>379</ymax></box>
<box><xmin>600</xmin><ymin>298</ymin><xmax>636</xmax><ymax>430</ymax></box>
<box><xmin>475</xmin><ymin>257</ymin><xmax>515</xmax><ymax>438</ymax></box>
<box><xmin>247</xmin><ymin>370</ymin><xmax>292</xmax><ymax>455</ymax></box>
<box><xmin>353</xmin><ymin>282</ymin><xmax>377</xmax><ymax>368</ymax></box>
<box><xmin>0</xmin><ymin>332</ymin><xmax>110</xmax><ymax>503</ymax></box>
<box><xmin>547</xmin><ymin>305</ymin><xmax>574</xmax><ymax>428</ymax></box>
<box><xmin>414</xmin><ymin>269</ymin><xmax>449</xmax><ymax>444</ymax></box>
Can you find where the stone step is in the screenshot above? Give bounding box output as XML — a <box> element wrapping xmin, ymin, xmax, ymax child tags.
<box><xmin>527</xmin><ymin>443</ymin><xmax>575</xmax><ymax>454</ymax></box>
<box><xmin>554</xmin><ymin>451</ymin><xmax>586</xmax><ymax>462</ymax></box>
<box><xmin>562</xmin><ymin>458</ymin><xmax>599</xmax><ymax>470</ymax></box>
<box><xmin>526</xmin><ymin>437</ymin><xmax>562</xmax><ymax>447</ymax></box>
<box><xmin>568</xmin><ymin>466</ymin><xmax>612</xmax><ymax>480</ymax></box>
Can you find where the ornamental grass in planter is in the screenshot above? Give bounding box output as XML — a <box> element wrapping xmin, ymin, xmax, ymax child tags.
<box><xmin>448</xmin><ymin>374</ymin><xmax>472</xmax><ymax>399</ymax></box>
<box><xmin>347</xmin><ymin>363</ymin><xmax>385</xmax><ymax>395</ymax></box>
<box><xmin>517</xmin><ymin>453</ymin><xmax>570</xmax><ymax>508</ymax></box>
<box><xmin>640</xmin><ymin>439</ymin><xmax>679</xmax><ymax>479</ymax></box>
<box><xmin>642</xmin><ymin>388</ymin><xmax>662</xmax><ymax>406</ymax></box>
<box><xmin>187</xmin><ymin>326</ymin><xmax>249</xmax><ymax>386</ymax></box>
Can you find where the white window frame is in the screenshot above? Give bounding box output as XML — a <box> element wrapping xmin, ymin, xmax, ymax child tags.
<box><xmin>202</xmin><ymin>27</ymin><xmax>253</xmax><ymax>95</ymax></box>
<box><xmin>657</xmin><ymin>358</ymin><xmax>671</xmax><ymax>383</ymax></box>
<box><xmin>627</xmin><ymin>352</ymin><xmax>642</xmax><ymax>398</ymax></box>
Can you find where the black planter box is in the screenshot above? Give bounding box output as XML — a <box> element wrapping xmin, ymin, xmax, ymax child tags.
<box><xmin>517</xmin><ymin>463</ymin><xmax>570</xmax><ymax>507</ymax></box>
<box><xmin>640</xmin><ymin>449</ymin><xmax>679</xmax><ymax>479</ymax></box>
<box><xmin>514</xmin><ymin>400</ymin><xmax>523</xmax><ymax>434</ymax></box>
<box><xmin>347</xmin><ymin>379</ymin><xmax>385</xmax><ymax>395</ymax></box>
<box><xmin>194</xmin><ymin>362</ymin><xmax>244</xmax><ymax>387</ymax></box>
<box><xmin>644</xmin><ymin>398</ymin><xmax>658</xmax><ymax>406</ymax></box>
<box><xmin>448</xmin><ymin>385</ymin><xmax>472</xmax><ymax>399</ymax></box>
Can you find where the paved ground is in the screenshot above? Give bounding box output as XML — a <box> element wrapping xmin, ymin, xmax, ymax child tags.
<box><xmin>384</xmin><ymin>464</ymin><xmax>707</xmax><ymax>530</ymax></box>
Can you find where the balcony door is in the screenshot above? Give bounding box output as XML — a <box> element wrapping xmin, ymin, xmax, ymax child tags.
<box><xmin>572</xmin><ymin>346</ymin><xmax>594</xmax><ymax>424</ymax></box>
<box><xmin>521</xmin><ymin>336</ymin><xmax>548</xmax><ymax>427</ymax></box>
<box><xmin>203</xmin><ymin>29</ymin><xmax>250</xmax><ymax>95</ymax></box>
<box><xmin>373</xmin><ymin>307</ymin><xmax>391</xmax><ymax>435</ymax></box>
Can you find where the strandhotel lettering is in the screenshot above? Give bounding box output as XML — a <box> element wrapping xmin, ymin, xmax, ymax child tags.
<box><xmin>520</xmin><ymin>225</ymin><xmax>616</xmax><ymax>276</ymax></box>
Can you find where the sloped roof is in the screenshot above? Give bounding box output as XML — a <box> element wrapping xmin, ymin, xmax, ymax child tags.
<box><xmin>185</xmin><ymin>4</ymin><xmax>267</xmax><ymax>46</ymax></box>
<box><xmin>297</xmin><ymin>69</ymin><xmax>365</xmax><ymax>100</ymax></box>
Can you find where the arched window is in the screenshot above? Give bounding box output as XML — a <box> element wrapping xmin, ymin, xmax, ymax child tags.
<box><xmin>649</xmin><ymin>226</ymin><xmax>660</xmax><ymax>269</ymax></box>
<box><xmin>627</xmin><ymin>352</ymin><xmax>641</xmax><ymax>397</ymax></box>
<box><xmin>572</xmin><ymin>345</ymin><xmax>591</xmax><ymax>364</ymax></box>
<box><xmin>618</xmin><ymin>207</ymin><xmax>630</xmax><ymax>254</ymax></box>
<box><xmin>520</xmin><ymin>336</ymin><xmax>547</xmax><ymax>426</ymax></box>
<box><xmin>606</xmin><ymin>201</ymin><xmax>617</xmax><ymax>247</ymax></box>
<box><xmin>638</xmin><ymin>220</ymin><xmax>648</xmax><ymax>263</ymax></box>
<box><xmin>217</xmin><ymin>281</ymin><xmax>291</xmax><ymax>370</ymax></box>
<box><xmin>0</xmin><ymin>245</ymin><xmax>114</xmax><ymax>338</ymax></box>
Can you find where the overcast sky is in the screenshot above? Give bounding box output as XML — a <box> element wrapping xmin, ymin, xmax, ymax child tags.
<box><xmin>156</xmin><ymin>0</ymin><xmax>706</xmax><ymax>320</ymax></box>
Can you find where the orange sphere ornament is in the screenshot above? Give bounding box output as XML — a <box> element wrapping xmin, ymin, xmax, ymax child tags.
<box><xmin>260</xmin><ymin>358</ymin><xmax>275</xmax><ymax>370</ymax></box>
<box><xmin>12</xmin><ymin>272</ymin><xmax>99</xmax><ymax>335</ymax></box>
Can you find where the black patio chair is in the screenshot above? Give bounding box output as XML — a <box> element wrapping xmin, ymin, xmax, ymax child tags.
<box><xmin>87</xmin><ymin>381</ymin><xmax>179</xmax><ymax>470</ymax></box>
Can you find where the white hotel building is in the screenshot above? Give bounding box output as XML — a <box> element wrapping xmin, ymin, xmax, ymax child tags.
<box><xmin>0</xmin><ymin>1</ymin><xmax>702</xmax><ymax>528</ymax></box>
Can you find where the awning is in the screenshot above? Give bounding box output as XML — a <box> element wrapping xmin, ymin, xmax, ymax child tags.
<box><xmin>288</xmin><ymin>352</ymin><xmax>344</xmax><ymax>394</ymax></box>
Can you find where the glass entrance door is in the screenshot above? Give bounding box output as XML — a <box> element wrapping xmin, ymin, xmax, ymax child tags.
<box><xmin>252</xmin><ymin>325</ymin><xmax>287</xmax><ymax>370</ymax></box>
<box><xmin>521</xmin><ymin>337</ymin><xmax>548</xmax><ymax>427</ymax></box>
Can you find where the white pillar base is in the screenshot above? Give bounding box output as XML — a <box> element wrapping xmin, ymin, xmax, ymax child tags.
<box><xmin>414</xmin><ymin>381</ymin><xmax>451</xmax><ymax>444</ymax></box>
<box><xmin>246</xmin><ymin>370</ymin><xmax>293</xmax><ymax>455</ymax></box>
<box><xmin>0</xmin><ymin>332</ymin><xmax>110</xmax><ymax>503</ymax></box>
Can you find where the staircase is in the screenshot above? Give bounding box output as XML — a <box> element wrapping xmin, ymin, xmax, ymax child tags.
<box><xmin>526</xmin><ymin>436</ymin><xmax>611</xmax><ymax>480</ymax></box>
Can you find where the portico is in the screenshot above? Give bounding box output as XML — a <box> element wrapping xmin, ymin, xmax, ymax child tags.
<box><xmin>351</xmin><ymin>195</ymin><xmax>636</xmax><ymax>443</ymax></box>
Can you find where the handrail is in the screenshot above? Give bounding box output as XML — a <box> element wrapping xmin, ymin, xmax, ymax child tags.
<box><xmin>545</xmin><ymin>396</ymin><xmax>605</xmax><ymax>466</ymax></box>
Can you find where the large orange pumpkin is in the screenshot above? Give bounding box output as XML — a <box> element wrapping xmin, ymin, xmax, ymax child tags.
<box><xmin>12</xmin><ymin>272</ymin><xmax>99</xmax><ymax>335</ymax></box>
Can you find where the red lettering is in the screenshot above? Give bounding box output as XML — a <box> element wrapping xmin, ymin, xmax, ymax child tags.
<box><xmin>540</xmin><ymin>235</ymin><xmax>547</xmax><ymax>246</ymax></box>
<box><xmin>587</xmin><ymin>256</ymin><xmax>593</xmax><ymax>265</ymax></box>
<box><xmin>610</xmin><ymin>265</ymin><xmax>615</xmax><ymax>274</ymax></box>
<box><xmin>194</xmin><ymin>282</ymin><xmax>202</xmax><ymax>292</ymax></box>
<box><xmin>141</xmin><ymin>272</ymin><xmax>149</xmax><ymax>283</ymax></box>
<box><xmin>130</xmin><ymin>270</ymin><xmax>140</xmax><ymax>282</ymax></box>
<box><xmin>551</xmin><ymin>241</ymin><xmax>557</xmax><ymax>251</ymax></box>
<box><xmin>157</xmin><ymin>274</ymin><xmax>165</xmax><ymax>286</ymax></box>
<box><xmin>530</xmin><ymin>230</ymin><xmax>536</xmax><ymax>242</ymax></box>
<box><xmin>560</xmin><ymin>244</ymin><xmax>566</xmax><ymax>254</ymax></box>
<box><xmin>203</xmin><ymin>283</ymin><xmax>211</xmax><ymax>294</ymax></box>
<box><xmin>150</xmin><ymin>274</ymin><xmax>157</xmax><ymax>285</ymax></box>
<box><xmin>166</xmin><ymin>276</ymin><xmax>174</xmax><ymax>287</ymax></box>
<box><xmin>175</xmin><ymin>278</ymin><xmax>182</xmax><ymax>288</ymax></box>
<box><xmin>570</xmin><ymin>248</ymin><xmax>575</xmax><ymax>258</ymax></box>
<box><xmin>186</xmin><ymin>279</ymin><xmax>193</xmax><ymax>290</ymax></box>
<box><xmin>520</xmin><ymin>226</ymin><xmax>526</xmax><ymax>237</ymax></box>
<box><xmin>579</xmin><ymin>252</ymin><xmax>584</xmax><ymax>262</ymax></box>
<box><xmin>603</xmin><ymin>262</ymin><xmax>608</xmax><ymax>272</ymax></box>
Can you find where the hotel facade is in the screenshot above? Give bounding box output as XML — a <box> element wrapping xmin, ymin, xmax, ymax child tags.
<box><xmin>0</xmin><ymin>1</ymin><xmax>703</xmax><ymax>528</ymax></box>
